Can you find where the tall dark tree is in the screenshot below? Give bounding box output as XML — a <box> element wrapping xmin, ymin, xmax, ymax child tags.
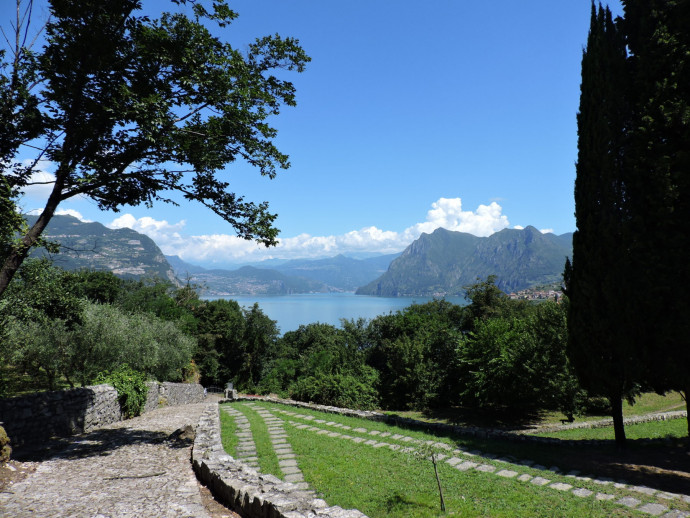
<box><xmin>0</xmin><ymin>0</ymin><xmax>309</xmax><ymax>298</ymax></box>
<box><xmin>567</xmin><ymin>4</ymin><xmax>638</xmax><ymax>447</ymax></box>
<box><xmin>620</xmin><ymin>0</ymin><xmax>690</xmax><ymax>435</ymax></box>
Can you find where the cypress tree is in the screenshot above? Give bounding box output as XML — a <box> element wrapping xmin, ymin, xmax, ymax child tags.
<box><xmin>621</xmin><ymin>0</ymin><xmax>690</xmax><ymax>435</ymax></box>
<box><xmin>567</xmin><ymin>4</ymin><xmax>638</xmax><ymax>447</ymax></box>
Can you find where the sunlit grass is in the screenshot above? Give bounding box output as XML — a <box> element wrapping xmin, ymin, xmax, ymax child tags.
<box><xmin>223</xmin><ymin>401</ymin><xmax>682</xmax><ymax>518</ymax></box>
<box><xmin>227</xmin><ymin>404</ymin><xmax>282</xmax><ymax>478</ymax></box>
<box><xmin>219</xmin><ymin>407</ymin><xmax>239</xmax><ymax>456</ymax></box>
<box><xmin>536</xmin><ymin>418</ymin><xmax>689</xmax><ymax>441</ymax></box>
<box><xmin>383</xmin><ymin>392</ymin><xmax>687</xmax><ymax>429</ymax></box>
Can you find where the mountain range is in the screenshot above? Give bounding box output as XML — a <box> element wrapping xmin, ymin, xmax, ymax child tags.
<box><xmin>23</xmin><ymin>215</ymin><xmax>572</xmax><ymax>296</ymax></box>
<box><xmin>356</xmin><ymin>226</ymin><xmax>572</xmax><ymax>296</ymax></box>
<box><xmin>167</xmin><ymin>253</ymin><xmax>398</xmax><ymax>295</ymax></box>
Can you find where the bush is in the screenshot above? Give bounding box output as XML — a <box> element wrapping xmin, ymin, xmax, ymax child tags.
<box><xmin>289</xmin><ymin>371</ymin><xmax>379</xmax><ymax>410</ymax></box>
<box><xmin>0</xmin><ymin>425</ymin><xmax>11</xmax><ymax>463</ymax></box>
<box><xmin>95</xmin><ymin>365</ymin><xmax>149</xmax><ymax>418</ymax></box>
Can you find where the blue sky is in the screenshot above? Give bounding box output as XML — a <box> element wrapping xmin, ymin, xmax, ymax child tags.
<box><xmin>17</xmin><ymin>0</ymin><xmax>624</xmax><ymax>267</ymax></box>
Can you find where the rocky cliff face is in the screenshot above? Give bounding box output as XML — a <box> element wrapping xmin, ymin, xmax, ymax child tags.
<box><xmin>26</xmin><ymin>215</ymin><xmax>178</xmax><ymax>282</ymax></box>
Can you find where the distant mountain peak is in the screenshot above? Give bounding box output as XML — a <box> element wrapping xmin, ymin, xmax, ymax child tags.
<box><xmin>356</xmin><ymin>226</ymin><xmax>572</xmax><ymax>297</ymax></box>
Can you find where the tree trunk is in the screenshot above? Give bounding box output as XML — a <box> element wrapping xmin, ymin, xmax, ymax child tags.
<box><xmin>610</xmin><ymin>394</ymin><xmax>627</xmax><ymax>448</ymax></box>
<box><xmin>0</xmin><ymin>173</ymin><xmax>65</xmax><ymax>298</ymax></box>
<box><xmin>682</xmin><ymin>389</ymin><xmax>689</xmax><ymax>439</ymax></box>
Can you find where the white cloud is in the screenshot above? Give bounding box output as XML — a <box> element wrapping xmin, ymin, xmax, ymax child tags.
<box><xmin>108</xmin><ymin>215</ymin><xmax>187</xmax><ymax>249</ymax></box>
<box><xmin>406</xmin><ymin>198</ymin><xmax>509</xmax><ymax>238</ymax></box>
<box><xmin>539</xmin><ymin>228</ymin><xmax>554</xmax><ymax>234</ymax></box>
<box><xmin>513</xmin><ymin>225</ymin><xmax>524</xmax><ymax>230</ymax></box>
<box><xmin>19</xmin><ymin>170</ymin><xmax>56</xmax><ymax>200</ymax></box>
<box><xmin>55</xmin><ymin>209</ymin><xmax>92</xmax><ymax>222</ymax></box>
<box><xmin>106</xmin><ymin>197</ymin><xmax>511</xmax><ymax>265</ymax></box>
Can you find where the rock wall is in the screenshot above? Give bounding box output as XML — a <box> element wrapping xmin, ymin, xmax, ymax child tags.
<box><xmin>0</xmin><ymin>382</ymin><xmax>205</xmax><ymax>453</ymax></box>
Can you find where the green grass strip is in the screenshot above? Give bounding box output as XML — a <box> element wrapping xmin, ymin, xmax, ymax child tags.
<box><xmin>536</xmin><ymin>418</ymin><xmax>689</xmax><ymax>441</ymax></box>
<box><xmin>285</xmin><ymin>423</ymin><xmax>629</xmax><ymax>518</ymax></box>
<box><xmin>219</xmin><ymin>407</ymin><xmax>239</xmax><ymax>457</ymax></box>
<box><xmin>230</xmin><ymin>403</ymin><xmax>283</xmax><ymax>478</ymax></box>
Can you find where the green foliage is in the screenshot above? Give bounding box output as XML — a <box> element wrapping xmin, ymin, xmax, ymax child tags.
<box><xmin>0</xmin><ymin>258</ymin><xmax>83</xmax><ymax>327</ymax></box>
<box><xmin>73</xmin><ymin>301</ymin><xmax>195</xmax><ymax>385</ymax></box>
<box><xmin>67</xmin><ymin>270</ymin><xmax>123</xmax><ymax>304</ymax></box>
<box><xmin>618</xmin><ymin>1</ymin><xmax>690</xmax><ymax>434</ymax></box>
<box><xmin>262</xmin><ymin>321</ymin><xmax>379</xmax><ymax>408</ymax></box>
<box><xmin>568</xmin><ymin>4</ymin><xmax>638</xmax><ymax>446</ymax></box>
<box><xmin>289</xmin><ymin>371</ymin><xmax>379</xmax><ymax>410</ymax></box>
<box><xmin>367</xmin><ymin>300</ymin><xmax>465</xmax><ymax>410</ymax></box>
<box><xmin>456</xmin><ymin>303</ymin><xmax>578</xmax><ymax>415</ymax></box>
<box><xmin>3</xmin><ymin>316</ymin><xmax>75</xmax><ymax>391</ymax></box>
<box><xmin>95</xmin><ymin>365</ymin><xmax>149</xmax><ymax>419</ymax></box>
<box><xmin>0</xmin><ymin>424</ymin><xmax>10</xmax><ymax>463</ymax></box>
<box><xmin>238</xmin><ymin>303</ymin><xmax>280</xmax><ymax>390</ymax></box>
<box><xmin>1</xmin><ymin>261</ymin><xmax>194</xmax><ymax>393</ymax></box>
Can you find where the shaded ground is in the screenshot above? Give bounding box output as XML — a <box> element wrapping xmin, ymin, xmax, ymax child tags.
<box><xmin>385</xmin><ymin>406</ymin><xmax>690</xmax><ymax>495</ymax></box>
<box><xmin>548</xmin><ymin>441</ymin><xmax>690</xmax><ymax>494</ymax></box>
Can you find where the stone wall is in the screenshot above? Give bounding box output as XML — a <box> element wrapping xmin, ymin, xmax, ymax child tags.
<box><xmin>0</xmin><ymin>382</ymin><xmax>205</xmax><ymax>453</ymax></box>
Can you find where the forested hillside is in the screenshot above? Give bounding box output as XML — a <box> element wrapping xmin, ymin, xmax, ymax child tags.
<box><xmin>357</xmin><ymin>226</ymin><xmax>572</xmax><ymax>296</ymax></box>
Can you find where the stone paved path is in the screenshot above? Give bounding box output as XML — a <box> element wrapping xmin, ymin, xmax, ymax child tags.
<box><xmin>229</xmin><ymin>401</ymin><xmax>690</xmax><ymax>518</ymax></box>
<box><xmin>245</xmin><ymin>402</ymin><xmax>309</xmax><ymax>489</ymax></box>
<box><xmin>0</xmin><ymin>402</ymin><xmax>215</xmax><ymax>517</ymax></box>
<box><xmin>223</xmin><ymin>406</ymin><xmax>259</xmax><ymax>469</ymax></box>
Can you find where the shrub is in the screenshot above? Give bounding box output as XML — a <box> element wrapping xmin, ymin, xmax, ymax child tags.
<box><xmin>95</xmin><ymin>365</ymin><xmax>149</xmax><ymax>418</ymax></box>
<box><xmin>0</xmin><ymin>425</ymin><xmax>11</xmax><ymax>463</ymax></box>
<box><xmin>289</xmin><ymin>371</ymin><xmax>379</xmax><ymax>410</ymax></box>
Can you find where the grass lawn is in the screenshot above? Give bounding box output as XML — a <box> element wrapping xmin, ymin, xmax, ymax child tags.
<box><xmin>384</xmin><ymin>392</ymin><xmax>687</xmax><ymax>430</ymax></box>
<box><xmin>536</xmin><ymin>418</ymin><xmax>689</xmax><ymax>441</ymax></box>
<box><xmin>221</xmin><ymin>401</ymin><xmax>690</xmax><ymax>518</ymax></box>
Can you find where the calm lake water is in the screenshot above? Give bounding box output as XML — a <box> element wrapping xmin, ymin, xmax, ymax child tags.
<box><xmin>206</xmin><ymin>292</ymin><xmax>467</xmax><ymax>334</ymax></box>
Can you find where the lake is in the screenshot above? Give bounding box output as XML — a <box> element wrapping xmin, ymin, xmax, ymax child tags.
<box><xmin>205</xmin><ymin>292</ymin><xmax>467</xmax><ymax>334</ymax></box>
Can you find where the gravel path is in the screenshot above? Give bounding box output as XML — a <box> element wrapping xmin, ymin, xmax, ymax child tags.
<box><xmin>0</xmin><ymin>402</ymin><xmax>216</xmax><ymax>518</ymax></box>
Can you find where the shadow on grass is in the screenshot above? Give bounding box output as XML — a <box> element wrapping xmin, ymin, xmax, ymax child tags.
<box><xmin>423</xmin><ymin>406</ymin><xmax>547</xmax><ymax>430</ymax></box>
<box><xmin>12</xmin><ymin>426</ymin><xmax>192</xmax><ymax>462</ymax></box>
<box><xmin>456</xmin><ymin>432</ymin><xmax>690</xmax><ymax>495</ymax></box>
<box><xmin>384</xmin><ymin>407</ymin><xmax>690</xmax><ymax>495</ymax></box>
<box><xmin>385</xmin><ymin>491</ymin><xmax>435</xmax><ymax>514</ymax></box>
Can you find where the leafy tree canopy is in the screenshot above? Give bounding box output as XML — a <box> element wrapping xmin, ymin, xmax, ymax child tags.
<box><xmin>0</xmin><ymin>0</ymin><xmax>310</xmax><ymax>297</ymax></box>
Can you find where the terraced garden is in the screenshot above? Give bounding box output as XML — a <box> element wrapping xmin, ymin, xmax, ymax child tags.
<box><xmin>220</xmin><ymin>400</ymin><xmax>690</xmax><ymax>517</ymax></box>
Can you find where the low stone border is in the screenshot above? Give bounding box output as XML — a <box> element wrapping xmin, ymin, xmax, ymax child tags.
<box><xmin>192</xmin><ymin>403</ymin><xmax>368</xmax><ymax>518</ymax></box>
<box><xmin>233</xmin><ymin>395</ymin><xmax>687</xmax><ymax>447</ymax></box>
